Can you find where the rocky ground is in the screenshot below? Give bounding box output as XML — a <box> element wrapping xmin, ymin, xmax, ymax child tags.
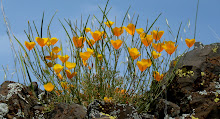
<box><xmin>0</xmin><ymin>42</ymin><xmax>219</xmax><ymax>119</ymax></box>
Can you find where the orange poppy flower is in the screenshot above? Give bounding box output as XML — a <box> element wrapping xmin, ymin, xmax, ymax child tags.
<box><xmin>137</xmin><ymin>59</ymin><xmax>152</xmax><ymax>72</ymax></box>
<box><xmin>46</xmin><ymin>41</ymin><xmax>51</xmax><ymax>46</ymax></box>
<box><xmin>128</xmin><ymin>47</ymin><xmax>141</xmax><ymax>60</ymax></box>
<box><xmin>44</xmin><ymin>82</ymin><xmax>54</xmax><ymax>92</ymax></box>
<box><xmin>152</xmin><ymin>43</ymin><xmax>164</xmax><ymax>53</ymax></box>
<box><xmin>124</xmin><ymin>23</ymin><xmax>135</xmax><ymax>35</ymax></box>
<box><xmin>72</xmin><ymin>36</ymin><xmax>86</xmax><ymax>48</ymax></box>
<box><xmin>65</xmin><ymin>70</ymin><xmax>77</xmax><ymax>79</ymax></box>
<box><xmin>55</xmin><ymin>90</ymin><xmax>63</xmax><ymax>96</ymax></box>
<box><xmin>24</xmin><ymin>41</ymin><xmax>36</xmax><ymax>51</ymax></box>
<box><xmin>53</xmin><ymin>64</ymin><xmax>64</xmax><ymax>74</ymax></box>
<box><xmin>80</xmin><ymin>52</ymin><xmax>92</xmax><ymax>61</ymax></box>
<box><xmin>162</xmin><ymin>41</ymin><xmax>178</xmax><ymax>55</ymax></box>
<box><xmin>102</xmin><ymin>31</ymin><xmax>107</xmax><ymax>39</ymax></box>
<box><xmin>140</xmin><ymin>33</ymin><xmax>147</xmax><ymax>39</ymax></box>
<box><xmin>97</xmin><ymin>54</ymin><xmax>103</xmax><ymax>60</ymax></box>
<box><xmin>50</xmin><ymin>37</ymin><xmax>59</xmax><ymax>45</ymax></box>
<box><xmin>90</xmin><ymin>31</ymin><xmax>102</xmax><ymax>41</ymax></box>
<box><xmin>151</xmin><ymin>30</ymin><xmax>164</xmax><ymax>41</ymax></box>
<box><xmin>87</xmin><ymin>48</ymin><xmax>94</xmax><ymax>54</ymax></box>
<box><xmin>61</xmin><ymin>82</ymin><xmax>68</xmax><ymax>90</ymax></box>
<box><xmin>120</xmin><ymin>89</ymin><xmax>125</xmax><ymax>94</ymax></box>
<box><xmin>52</xmin><ymin>46</ymin><xmax>61</xmax><ymax>54</ymax></box>
<box><xmin>46</xmin><ymin>62</ymin><xmax>54</xmax><ymax>67</ymax></box>
<box><xmin>141</xmin><ymin>35</ymin><xmax>153</xmax><ymax>47</ymax></box>
<box><xmin>87</xmin><ymin>39</ymin><xmax>95</xmax><ymax>47</ymax></box>
<box><xmin>185</xmin><ymin>38</ymin><xmax>195</xmax><ymax>48</ymax></box>
<box><xmin>47</xmin><ymin>37</ymin><xmax>58</xmax><ymax>46</ymax></box>
<box><xmin>104</xmin><ymin>21</ymin><xmax>114</xmax><ymax>28</ymax></box>
<box><xmin>112</xmin><ymin>27</ymin><xmax>124</xmax><ymax>37</ymax></box>
<box><xmin>65</xmin><ymin>61</ymin><xmax>76</xmax><ymax>69</ymax></box>
<box><xmin>85</xmin><ymin>27</ymin><xmax>91</xmax><ymax>32</ymax></box>
<box><xmin>58</xmin><ymin>55</ymin><xmax>69</xmax><ymax>63</ymax></box>
<box><xmin>36</xmin><ymin>37</ymin><xmax>49</xmax><ymax>47</ymax></box>
<box><xmin>83</xmin><ymin>60</ymin><xmax>87</xmax><ymax>66</ymax></box>
<box><xmin>153</xmin><ymin>71</ymin><xmax>164</xmax><ymax>81</ymax></box>
<box><xmin>111</xmin><ymin>39</ymin><xmax>123</xmax><ymax>49</ymax></box>
<box><xmin>136</xmin><ymin>28</ymin><xmax>144</xmax><ymax>34</ymax></box>
<box><xmin>104</xmin><ymin>97</ymin><xmax>112</xmax><ymax>103</ymax></box>
<box><xmin>151</xmin><ymin>51</ymin><xmax>161</xmax><ymax>59</ymax></box>
<box><xmin>57</xmin><ymin>73</ymin><xmax>63</xmax><ymax>80</ymax></box>
<box><xmin>45</xmin><ymin>52</ymin><xmax>59</xmax><ymax>60</ymax></box>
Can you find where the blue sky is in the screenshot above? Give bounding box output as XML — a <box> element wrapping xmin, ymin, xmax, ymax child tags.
<box><xmin>0</xmin><ymin>0</ymin><xmax>220</xmax><ymax>86</ymax></box>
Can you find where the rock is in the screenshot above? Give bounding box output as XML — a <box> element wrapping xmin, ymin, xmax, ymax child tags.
<box><xmin>47</xmin><ymin>102</ymin><xmax>87</xmax><ymax>119</ymax></box>
<box><xmin>0</xmin><ymin>81</ymin><xmax>44</xmax><ymax>118</ymax></box>
<box><xmin>164</xmin><ymin>43</ymin><xmax>220</xmax><ymax>118</ymax></box>
<box><xmin>87</xmin><ymin>99</ymin><xmax>141</xmax><ymax>119</ymax></box>
<box><xmin>0</xmin><ymin>81</ymin><xmax>87</xmax><ymax>119</ymax></box>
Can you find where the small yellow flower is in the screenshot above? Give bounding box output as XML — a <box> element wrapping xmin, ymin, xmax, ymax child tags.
<box><xmin>128</xmin><ymin>47</ymin><xmax>141</xmax><ymax>60</ymax></box>
<box><xmin>137</xmin><ymin>59</ymin><xmax>152</xmax><ymax>72</ymax></box>
<box><xmin>151</xmin><ymin>51</ymin><xmax>161</xmax><ymax>59</ymax></box>
<box><xmin>90</xmin><ymin>31</ymin><xmax>103</xmax><ymax>41</ymax></box>
<box><xmin>185</xmin><ymin>39</ymin><xmax>195</xmax><ymax>48</ymax></box>
<box><xmin>58</xmin><ymin>55</ymin><xmax>69</xmax><ymax>63</ymax></box>
<box><xmin>36</xmin><ymin>37</ymin><xmax>49</xmax><ymax>47</ymax></box>
<box><xmin>214</xmin><ymin>98</ymin><xmax>219</xmax><ymax>102</ymax></box>
<box><xmin>112</xmin><ymin>27</ymin><xmax>124</xmax><ymax>37</ymax></box>
<box><xmin>136</xmin><ymin>28</ymin><xmax>144</xmax><ymax>34</ymax></box>
<box><xmin>24</xmin><ymin>41</ymin><xmax>36</xmax><ymax>51</ymax></box>
<box><xmin>44</xmin><ymin>82</ymin><xmax>55</xmax><ymax>92</ymax></box>
<box><xmin>162</xmin><ymin>41</ymin><xmax>178</xmax><ymax>55</ymax></box>
<box><xmin>201</xmin><ymin>72</ymin><xmax>205</xmax><ymax>76</ymax></box>
<box><xmin>52</xmin><ymin>46</ymin><xmax>61</xmax><ymax>54</ymax></box>
<box><xmin>191</xmin><ymin>115</ymin><xmax>199</xmax><ymax>119</ymax></box>
<box><xmin>141</xmin><ymin>35</ymin><xmax>153</xmax><ymax>47</ymax></box>
<box><xmin>151</xmin><ymin>30</ymin><xmax>164</xmax><ymax>41</ymax></box>
<box><xmin>53</xmin><ymin>64</ymin><xmax>64</xmax><ymax>74</ymax></box>
<box><xmin>65</xmin><ymin>61</ymin><xmax>76</xmax><ymax>69</ymax></box>
<box><xmin>104</xmin><ymin>20</ymin><xmax>114</xmax><ymax>28</ymax></box>
<box><xmin>111</xmin><ymin>39</ymin><xmax>123</xmax><ymax>50</ymax></box>
<box><xmin>85</xmin><ymin>27</ymin><xmax>91</xmax><ymax>32</ymax></box>
<box><xmin>123</xmin><ymin>23</ymin><xmax>135</xmax><ymax>35</ymax></box>
<box><xmin>153</xmin><ymin>71</ymin><xmax>164</xmax><ymax>81</ymax></box>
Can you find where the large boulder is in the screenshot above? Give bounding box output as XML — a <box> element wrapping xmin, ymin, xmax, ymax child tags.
<box><xmin>0</xmin><ymin>81</ymin><xmax>87</xmax><ymax>119</ymax></box>
<box><xmin>151</xmin><ymin>42</ymin><xmax>220</xmax><ymax>118</ymax></box>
